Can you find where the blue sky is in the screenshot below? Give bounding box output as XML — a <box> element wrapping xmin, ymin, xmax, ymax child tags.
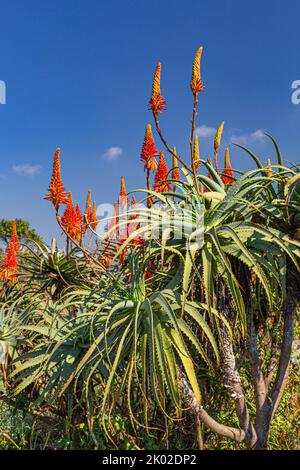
<box><xmin>0</xmin><ymin>0</ymin><xmax>299</xmax><ymax>242</ymax></box>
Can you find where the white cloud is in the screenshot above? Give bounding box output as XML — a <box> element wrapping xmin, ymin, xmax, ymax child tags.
<box><xmin>229</xmin><ymin>134</ymin><xmax>249</xmax><ymax>146</ymax></box>
<box><xmin>250</xmin><ymin>129</ymin><xmax>265</xmax><ymax>140</ymax></box>
<box><xmin>102</xmin><ymin>146</ymin><xmax>123</xmax><ymax>161</ymax></box>
<box><xmin>229</xmin><ymin>129</ymin><xmax>266</xmax><ymax>146</ymax></box>
<box><xmin>12</xmin><ymin>164</ymin><xmax>41</xmax><ymax>176</ymax></box>
<box><xmin>195</xmin><ymin>125</ymin><xmax>217</xmax><ymax>138</ymax></box>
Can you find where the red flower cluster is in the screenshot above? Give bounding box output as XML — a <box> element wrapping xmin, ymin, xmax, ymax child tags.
<box><xmin>61</xmin><ymin>193</ymin><xmax>83</xmax><ymax>241</ymax></box>
<box><xmin>45</xmin><ymin>148</ymin><xmax>69</xmax><ymax>210</ymax></box>
<box><xmin>0</xmin><ymin>221</ymin><xmax>19</xmax><ymax>282</ymax></box>
<box><xmin>154</xmin><ymin>151</ymin><xmax>171</xmax><ymax>192</ymax></box>
<box><xmin>141</xmin><ymin>124</ymin><xmax>159</xmax><ymax>172</ymax></box>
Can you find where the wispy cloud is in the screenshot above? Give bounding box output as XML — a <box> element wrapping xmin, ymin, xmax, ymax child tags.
<box><xmin>12</xmin><ymin>164</ymin><xmax>41</xmax><ymax>176</ymax></box>
<box><xmin>229</xmin><ymin>129</ymin><xmax>266</xmax><ymax>146</ymax></box>
<box><xmin>102</xmin><ymin>146</ymin><xmax>123</xmax><ymax>161</ymax></box>
<box><xmin>195</xmin><ymin>125</ymin><xmax>217</xmax><ymax>138</ymax></box>
<box><xmin>250</xmin><ymin>129</ymin><xmax>265</xmax><ymax>140</ymax></box>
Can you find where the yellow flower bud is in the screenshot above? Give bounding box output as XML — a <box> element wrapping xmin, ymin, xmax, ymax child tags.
<box><xmin>191</xmin><ymin>47</ymin><xmax>204</xmax><ymax>95</ymax></box>
<box><xmin>214</xmin><ymin>121</ymin><xmax>225</xmax><ymax>152</ymax></box>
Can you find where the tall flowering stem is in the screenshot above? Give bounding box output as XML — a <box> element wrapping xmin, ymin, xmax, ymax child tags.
<box><xmin>45</xmin><ymin>148</ymin><xmax>69</xmax><ymax>211</ymax></box>
<box><xmin>190</xmin><ymin>47</ymin><xmax>204</xmax><ymax>191</ymax></box>
<box><xmin>61</xmin><ymin>192</ymin><xmax>83</xmax><ymax>241</ymax></box>
<box><xmin>91</xmin><ymin>201</ymin><xmax>98</xmax><ymax>230</ymax></box>
<box><xmin>214</xmin><ymin>121</ymin><xmax>225</xmax><ymax>172</ymax></box>
<box><xmin>56</xmin><ymin>210</ymin><xmax>107</xmax><ymax>274</ymax></box>
<box><xmin>149</xmin><ymin>61</ymin><xmax>199</xmax><ymax>194</ymax></box>
<box><xmin>0</xmin><ymin>243</ymin><xmax>18</xmax><ymax>282</ymax></box>
<box><xmin>221</xmin><ymin>147</ymin><xmax>234</xmax><ymax>185</ymax></box>
<box><xmin>141</xmin><ymin>123</ymin><xmax>158</xmax><ymax>206</ymax></box>
<box><xmin>188</xmin><ymin>47</ymin><xmax>204</xmax><ymax>193</ymax></box>
<box><xmin>141</xmin><ymin>124</ymin><xmax>158</xmax><ymax>172</ymax></box>
<box><xmin>83</xmin><ymin>190</ymin><xmax>93</xmax><ymax>234</ymax></box>
<box><xmin>149</xmin><ymin>63</ymin><xmax>166</xmax><ymax>119</ymax></box>
<box><xmin>11</xmin><ymin>220</ymin><xmax>20</xmax><ymax>252</ymax></box>
<box><xmin>75</xmin><ymin>203</ymin><xmax>83</xmax><ymax>243</ymax></box>
<box><xmin>119</xmin><ymin>176</ymin><xmax>129</xmax><ymax>210</ymax></box>
<box><xmin>0</xmin><ymin>222</ymin><xmax>20</xmax><ymax>283</ymax></box>
<box><xmin>146</xmin><ymin>168</ymin><xmax>152</xmax><ymax>208</ymax></box>
<box><xmin>190</xmin><ymin>47</ymin><xmax>204</xmax><ymax>95</ymax></box>
<box><xmin>154</xmin><ymin>151</ymin><xmax>171</xmax><ymax>193</ymax></box>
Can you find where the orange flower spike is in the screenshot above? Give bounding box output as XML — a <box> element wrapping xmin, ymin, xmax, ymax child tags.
<box><xmin>141</xmin><ymin>124</ymin><xmax>159</xmax><ymax>172</ymax></box>
<box><xmin>224</xmin><ymin>147</ymin><xmax>231</xmax><ymax>169</ymax></box>
<box><xmin>91</xmin><ymin>201</ymin><xmax>98</xmax><ymax>230</ymax></box>
<box><xmin>214</xmin><ymin>121</ymin><xmax>224</xmax><ymax>171</ymax></box>
<box><xmin>113</xmin><ymin>201</ymin><xmax>118</xmax><ymax>218</ymax></box>
<box><xmin>85</xmin><ymin>191</ymin><xmax>93</xmax><ymax>221</ymax></box>
<box><xmin>0</xmin><ymin>242</ymin><xmax>18</xmax><ymax>282</ymax></box>
<box><xmin>11</xmin><ymin>220</ymin><xmax>20</xmax><ymax>253</ymax></box>
<box><xmin>267</xmin><ymin>159</ymin><xmax>272</xmax><ymax>178</ymax></box>
<box><xmin>75</xmin><ymin>203</ymin><xmax>83</xmax><ymax>224</ymax></box>
<box><xmin>61</xmin><ymin>192</ymin><xmax>82</xmax><ymax>240</ymax></box>
<box><xmin>119</xmin><ymin>176</ymin><xmax>129</xmax><ymax>209</ymax></box>
<box><xmin>82</xmin><ymin>191</ymin><xmax>91</xmax><ymax>234</ymax></box>
<box><xmin>75</xmin><ymin>203</ymin><xmax>83</xmax><ymax>242</ymax></box>
<box><xmin>152</xmin><ymin>63</ymin><xmax>161</xmax><ymax>99</ymax></box>
<box><xmin>45</xmin><ymin>148</ymin><xmax>69</xmax><ymax>211</ymax></box>
<box><xmin>191</xmin><ymin>47</ymin><xmax>204</xmax><ymax>95</ymax></box>
<box><xmin>149</xmin><ymin>62</ymin><xmax>166</xmax><ymax>118</ymax></box>
<box><xmin>172</xmin><ymin>147</ymin><xmax>180</xmax><ymax>180</ymax></box>
<box><xmin>154</xmin><ymin>151</ymin><xmax>171</xmax><ymax>193</ymax></box>
<box><xmin>192</xmin><ymin>136</ymin><xmax>200</xmax><ymax>172</ymax></box>
<box><xmin>120</xmin><ymin>176</ymin><xmax>127</xmax><ymax>196</ymax></box>
<box><xmin>222</xmin><ymin>148</ymin><xmax>234</xmax><ymax>185</ymax></box>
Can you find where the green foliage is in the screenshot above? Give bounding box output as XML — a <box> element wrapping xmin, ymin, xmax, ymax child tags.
<box><xmin>0</xmin><ymin>140</ymin><xmax>299</xmax><ymax>450</ymax></box>
<box><xmin>0</xmin><ymin>219</ymin><xmax>43</xmax><ymax>247</ymax></box>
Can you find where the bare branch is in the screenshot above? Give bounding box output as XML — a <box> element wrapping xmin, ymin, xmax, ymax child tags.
<box><xmin>269</xmin><ymin>292</ymin><xmax>297</xmax><ymax>419</ymax></box>
<box><xmin>247</xmin><ymin>308</ymin><xmax>267</xmax><ymax>412</ymax></box>
<box><xmin>220</xmin><ymin>325</ymin><xmax>257</xmax><ymax>447</ymax></box>
<box><xmin>177</xmin><ymin>367</ymin><xmax>246</xmax><ymax>444</ymax></box>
